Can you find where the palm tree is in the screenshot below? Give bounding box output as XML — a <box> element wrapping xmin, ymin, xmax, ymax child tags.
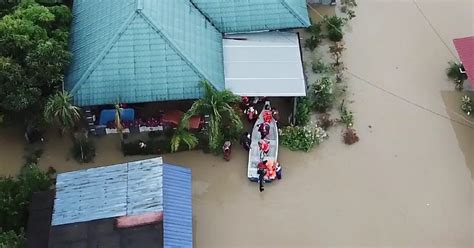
<box><xmin>179</xmin><ymin>81</ymin><xmax>243</xmax><ymax>153</ymax></box>
<box><xmin>44</xmin><ymin>91</ymin><xmax>81</xmax><ymax>133</ymax></box>
<box><xmin>170</xmin><ymin>125</ymin><xmax>198</xmax><ymax>152</ymax></box>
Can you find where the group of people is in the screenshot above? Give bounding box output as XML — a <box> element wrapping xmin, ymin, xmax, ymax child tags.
<box><xmin>239</xmin><ymin>97</ymin><xmax>283</xmax><ymax>192</ymax></box>
<box><xmin>257</xmin><ymin>160</ymin><xmax>282</xmax><ymax>192</ymax></box>
<box><xmin>242</xmin><ymin>96</ymin><xmax>279</xmax><ymax>123</ymax></box>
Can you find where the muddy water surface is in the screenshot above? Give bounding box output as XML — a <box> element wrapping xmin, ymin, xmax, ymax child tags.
<box><xmin>0</xmin><ymin>0</ymin><xmax>473</xmax><ymax>247</ymax></box>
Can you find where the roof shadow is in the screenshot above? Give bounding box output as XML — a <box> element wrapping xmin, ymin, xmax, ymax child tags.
<box><xmin>440</xmin><ymin>90</ymin><xmax>474</xmax><ymax>179</ymax></box>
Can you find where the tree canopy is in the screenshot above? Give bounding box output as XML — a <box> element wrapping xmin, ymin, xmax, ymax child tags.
<box><xmin>0</xmin><ymin>0</ymin><xmax>71</xmax><ymax>113</ymax></box>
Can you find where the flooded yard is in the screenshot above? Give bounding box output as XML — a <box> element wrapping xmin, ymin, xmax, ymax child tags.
<box><xmin>0</xmin><ymin>0</ymin><xmax>473</xmax><ymax>247</ymax></box>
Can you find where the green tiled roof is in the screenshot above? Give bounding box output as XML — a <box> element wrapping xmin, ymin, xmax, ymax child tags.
<box><xmin>66</xmin><ymin>0</ymin><xmax>224</xmax><ymax>106</ymax></box>
<box><xmin>66</xmin><ymin>0</ymin><xmax>310</xmax><ymax>106</ymax></box>
<box><xmin>191</xmin><ymin>0</ymin><xmax>310</xmax><ymax>33</ymax></box>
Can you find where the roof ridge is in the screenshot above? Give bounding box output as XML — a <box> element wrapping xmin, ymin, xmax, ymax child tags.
<box><xmin>279</xmin><ymin>0</ymin><xmax>310</xmax><ymax>27</ymax></box>
<box><xmin>189</xmin><ymin>0</ymin><xmax>222</xmax><ymax>33</ymax></box>
<box><xmin>138</xmin><ymin>9</ymin><xmax>223</xmax><ymax>90</ymax></box>
<box><xmin>70</xmin><ymin>11</ymin><xmax>138</xmax><ymax>95</ymax></box>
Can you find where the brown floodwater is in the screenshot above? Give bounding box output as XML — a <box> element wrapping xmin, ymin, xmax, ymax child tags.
<box><xmin>0</xmin><ymin>0</ymin><xmax>473</xmax><ymax>247</ymax></box>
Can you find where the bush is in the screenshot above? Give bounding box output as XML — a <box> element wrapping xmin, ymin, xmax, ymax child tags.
<box><xmin>461</xmin><ymin>95</ymin><xmax>472</xmax><ymax>116</ymax></box>
<box><xmin>0</xmin><ymin>164</ymin><xmax>52</xmax><ymax>232</ymax></box>
<box><xmin>446</xmin><ymin>61</ymin><xmax>462</xmax><ymax>80</ymax></box>
<box><xmin>71</xmin><ymin>137</ymin><xmax>96</xmax><ymax>163</ymax></box>
<box><xmin>0</xmin><ymin>230</ymin><xmax>25</xmax><ymax>248</ymax></box>
<box><xmin>340</xmin><ymin>0</ymin><xmax>357</xmax><ymax>19</ymax></box>
<box><xmin>325</xmin><ymin>16</ymin><xmax>345</xmax><ymax>42</ymax></box>
<box><xmin>295</xmin><ymin>97</ymin><xmax>312</xmax><ymax>126</ymax></box>
<box><xmin>305</xmin><ymin>23</ymin><xmax>324</xmax><ymax>51</ymax></box>
<box><xmin>343</xmin><ymin>128</ymin><xmax>359</xmax><ymax>145</ymax></box>
<box><xmin>317</xmin><ymin>113</ymin><xmax>335</xmax><ymax>130</ymax></box>
<box><xmin>305</xmin><ymin>35</ymin><xmax>322</xmax><ymax>51</ymax></box>
<box><xmin>122</xmin><ymin>138</ymin><xmax>172</xmax><ymax>156</ymax></box>
<box><xmin>280</xmin><ymin>124</ymin><xmax>328</xmax><ymax>152</ymax></box>
<box><xmin>312</xmin><ymin>59</ymin><xmax>331</xmax><ymax>74</ymax></box>
<box><xmin>24</xmin><ymin>147</ymin><xmax>43</xmax><ymax>164</ymax></box>
<box><xmin>327</xmin><ymin>28</ymin><xmax>343</xmax><ymax>42</ymax></box>
<box><xmin>340</xmin><ymin>101</ymin><xmax>354</xmax><ymax>127</ymax></box>
<box><xmin>341</xmin><ymin>0</ymin><xmax>358</xmax><ymax>8</ymax></box>
<box><xmin>311</xmin><ymin>77</ymin><xmax>335</xmax><ymax>112</ymax></box>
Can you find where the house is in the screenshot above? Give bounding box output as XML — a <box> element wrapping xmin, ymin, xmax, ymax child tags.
<box><xmin>66</xmin><ymin>0</ymin><xmax>311</xmax><ymax>107</ymax></box>
<box><xmin>25</xmin><ymin>157</ymin><xmax>193</xmax><ymax>248</ymax></box>
<box><xmin>453</xmin><ymin>36</ymin><xmax>473</xmax><ymax>88</ymax></box>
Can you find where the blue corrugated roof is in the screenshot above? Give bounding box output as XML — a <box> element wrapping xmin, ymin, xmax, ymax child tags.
<box><xmin>66</xmin><ymin>0</ymin><xmax>224</xmax><ymax>106</ymax></box>
<box><xmin>163</xmin><ymin>164</ymin><xmax>193</xmax><ymax>248</ymax></box>
<box><xmin>191</xmin><ymin>0</ymin><xmax>310</xmax><ymax>33</ymax></box>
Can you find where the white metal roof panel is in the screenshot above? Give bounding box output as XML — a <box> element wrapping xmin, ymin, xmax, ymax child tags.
<box><xmin>223</xmin><ymin>32</ymin><xmax>306</xmax><ymax>97</ymax></box>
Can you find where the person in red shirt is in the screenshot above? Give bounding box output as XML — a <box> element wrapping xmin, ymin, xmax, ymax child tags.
<box><xmin>258</xmin><ymin>139</ymin><xmax>270</xmax><ymax>155</ymax></box>
<box><xmin>244</xmin><ymin>106</ymin><xmax>258</xmax><ymax>122</ymax></box>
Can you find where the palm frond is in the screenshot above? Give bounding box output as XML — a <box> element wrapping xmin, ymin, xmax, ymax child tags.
<box><xmin>220</xmin><ymin>90</ymin><xmax>240</xmax><ymax>103</ymax></box>
<box><xmin>200</xmin><ymin>80</ymin><xmax>215</xmax><ymax>99</ymax></box>
<box><xmin>170</xmin><ymin>128</ymin><xmax>198</xmax><ymax>152</ymax></box>
<box><xmin>44</xmin><ymin>91</ymin><xmax>81</xmax><ymax>131</ymax></box>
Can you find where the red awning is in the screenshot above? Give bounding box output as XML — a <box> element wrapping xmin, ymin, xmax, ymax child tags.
<box><xmin>453</xmin><ymin>36</ymin><xmax>474</xmax><ymax>87</ymax></box>
<box><xmin>162</xmin><ymin>110</ymin><xmax>201</xmax><ymax>129</ymax></box>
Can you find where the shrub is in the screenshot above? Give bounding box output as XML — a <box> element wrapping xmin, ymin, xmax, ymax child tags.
<box><xmin>305</xmin><ymin>23</ymin><xmax>324</xmax><ymax>51</ymax></box>
<box><xmin>341</xmin><ymin>107</ymin><xmax>354</xmax><ymax>127</ymax></box>
<box><xmin>340</xmin><ymin>0</ymin><xmax>357</xmax><ymax>19</ymax></box>
<box><xmin>305</xmin><ymin>22</ymin><xmax>323</xmax><ymax>34</ymax></box>
<box><xmin>0</xmin><ymin>230</ymin><xmax>25</xmax><ymax>248</ymax></box>
<box><xmin>325</xmin><ymin>15</ymin><xmax>345</xmax><ymax>42</ymax></box>
<box><xmin>71</xmin><ymin>137</ymin><xmax>96</xmax><ymax>163</ymax></box>
<box><xmin>0</xmin><ymin>164</ymin><xmax>52</xmax><ymax>232</ymax></box>
<box><xmin>461</xmin><ymin>95</ymin><xmax>472</xmax><ymax>116</ymax></box>
<box><xmin>341</xmin><ymin>0</ymin><xmax>358</xmax><ymax>8</ymax></box>
<box><xmin>329</xmin><ymin>42</ymin><xmax>346</xmax><ymax>66</ymax></box>
<box><xmin>280</xmin><ymin>124</ymin><xmax>328</xmax><ymax>152</ymax></box>
<box><xmin>24</xmin><ymin>147</ymin><xmax>43</xmax><ymax>164</ymax></box>
<box><xmin>446</xmin><ymin>61</ymin><xmax>462</xmax><ymax>80</ymax></box>
<box><xmin>305</xmin><ymin>35</ymin><xmax>322</xmax><ymax>51</ymax></box>
<box><xmin>122</xmin><ymin>138</ymin><xmax>173</xmax><ymax>156</ymax></box>
<box><xmin>312</xmin><ymin>59</ymin><xmax>331</xmax><ymax>74</ymax></box>
<box><xmin>317</xmin><ymin>113</ymin><xmax>335</xmax><ymax>130</ymax></box>
<box><xmin>295</xmin><ymin>97</ymin><xmax>312</xmax><ymax>126</ymax></box>
<box><xmin>311</xmin><ymin>77</ymin><xmax>335</xmax><ymax>112</ymax></box>
<box><xmin>327</xmin><ymin>28</ymin><xmax>343</xmax><ymax>42</ymax></box>
<box><xmin>343</xmin><ymin>128</ymin><xmax>359</xmax><ymax>145</ymax></box>
<box><xmin>340</xmin><ymin>101</ymin><xmax>354</xmax><ymax>127</ymax></box>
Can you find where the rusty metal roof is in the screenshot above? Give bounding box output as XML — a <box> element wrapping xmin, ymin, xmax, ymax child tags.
<box><xmin>453</xmin><ymin>36</ymin><xmax>474</xmax><ymax>87</ymax></box>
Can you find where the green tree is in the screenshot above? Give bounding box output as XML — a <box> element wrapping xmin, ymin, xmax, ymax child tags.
<box><xmin>44</xmin><ymin>91</ymin><xmax>81</xmax><ymax>133</ymax></box>
<box><xmin>0</xmin><ymin>0</ymin><xmax>71</xmax><ymax>113</ymax></box>
<box><xmin>0</xmin><ymin>164</ymin><xmax>52</xmax><ymax>232</ymax></box>
<box><xmin>0</xmin><ymin>229</ymin><xmax>25</xmax><ymax>248</ymax></box>
<box><xmin>180</xmin><ymin>81</ymin><xmax>243</xmax><ymax>153</ymax></box>
<box><xmin>0</xmin><ymin>57</ymin><xmax>40</xmax><ymax>111</ymax></box>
